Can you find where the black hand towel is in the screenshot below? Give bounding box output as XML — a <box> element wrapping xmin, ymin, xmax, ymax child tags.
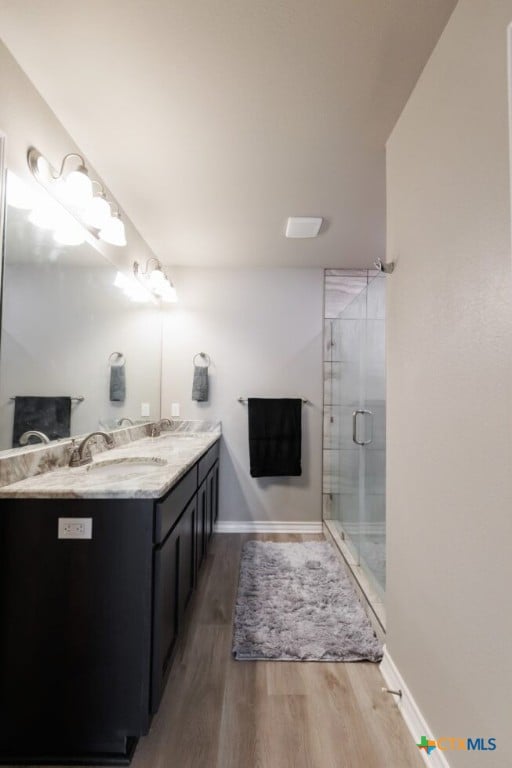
<box><xmin>248</xmin><ymin>398</ymin><xmax>302</xmax><ymax>478</ymax></box>
<box><xmin>12</xmin><ymin>396</ymin><xmax>72</xmax><ymax>447</ymax></box>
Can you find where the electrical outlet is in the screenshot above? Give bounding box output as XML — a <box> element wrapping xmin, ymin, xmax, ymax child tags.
<box><xmin>171</xmin><ymin>402</ymin><xmax>180</xmax><ymax>417</ymax></box>
<box><xmin>58</xmin><ymin>518</ymin><xmax>93</xmax><ymax>540</ymax></box>
<box><xmin>141</xmin><ymin>402</ymin><xmax>150</xmax><ymax>417</ymax></box>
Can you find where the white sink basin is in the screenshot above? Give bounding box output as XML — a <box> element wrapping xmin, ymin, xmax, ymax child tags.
<box><xmin>86</xmin><ymin>456</ymin><xmax>167</xmax><ymax>479</ymax></box>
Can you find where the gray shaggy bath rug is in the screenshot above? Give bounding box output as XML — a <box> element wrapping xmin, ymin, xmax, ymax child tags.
<box><xmin>232</xmin><ymin>541</ymin><xmax>383</xmax><ymax>662</ymax></box>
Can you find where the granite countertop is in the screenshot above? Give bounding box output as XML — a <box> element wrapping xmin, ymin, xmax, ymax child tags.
<box><xmin>0</xmin><ymin>424</ymin><xmax>221</xmax><ymax>500</ymax></box>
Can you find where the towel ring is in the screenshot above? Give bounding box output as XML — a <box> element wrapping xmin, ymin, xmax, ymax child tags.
<box><xmin>108</xmin><ymin>352</ymin><xmax>125</xmax><ymax>367</ymax></box>
<box><xmin>193</xmin><ymin>352</ymin><xmax>210</xmax><ymax>368</ymax></box>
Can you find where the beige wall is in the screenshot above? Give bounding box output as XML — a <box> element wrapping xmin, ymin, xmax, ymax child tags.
<box><xmin>161</xmin><ymin>267</ymin><xmax>324</xmax><ymax>524</ymax></box>
<box><xmin>386</xmin><ymin>1</ymin><xmax>512</xmax><ymax>764</ymax></box>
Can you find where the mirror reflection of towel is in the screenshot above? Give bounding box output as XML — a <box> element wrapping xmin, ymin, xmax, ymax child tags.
<box><xmin>110</xmin><ymin>364</ymin><xmax>126</xmax><ymax>402</ymax></box>
<box><xmin>192</xmin><ymin>365</ymin><xmax>209</xmax><ymax>402</ymax></box>
<box><xmin>12</xmin><ymin>396</ymin><xmax>71</xmax><ymax>447</ymax></box>
<box><xmin>248</xmin><ymin>398</ymin><xmax>302</xmax><ymax>477</ymax></box>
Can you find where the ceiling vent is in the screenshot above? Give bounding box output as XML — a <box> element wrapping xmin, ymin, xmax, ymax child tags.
<box><xmin>285</xmin><ymin>217</ymin><xmax>323</xmax><ymax>238</ymax></box>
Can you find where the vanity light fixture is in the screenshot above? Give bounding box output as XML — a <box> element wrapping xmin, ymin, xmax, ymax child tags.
<box><xmin>114</xmin><ymin>271</ymin><xmax>154</xmax><ymax>303</ymax></box>
<box><xmin>27</xmin><ymin>146</ymin><xmax>127</xmax><ymax>247</ymax></box>
<box><xmin>133</xmin><ymin>258</ymin><xmax>178</xmax><ymax>303</ymax></box>
<box><xmin>83</xmin><ymin>183</ymin><xmax>111</xmax><ymax>230</ymax></box>
<box><xmin>100</xmin><ymin>210</ymin><xmax>127</xmax><ymax>247</ymax></box>
<box><xmin>58</xmin><ymin>155</ymin><xmax>93</xmax><ymax>207</ymax></box>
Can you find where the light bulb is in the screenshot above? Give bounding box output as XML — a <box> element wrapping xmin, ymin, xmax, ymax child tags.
<box><xmin>64</xmin><ymin>167</ymin><xmax>93</xmax><ymax>208</ymax></box>
<box><xmin>100</xmin><ymin>212</ymin><xmax>127</xmax><ymax>246</ymax></box>
<box><xmin>83</xmin><ymin>195</ymin><xmax>111</xmax><ymax>229</ymax></box>
<box><xmin>6</xmin><ymin>171</ymin><xmax>34</xmax><ymax>210</ymax></box>
<box><xmin>148</xmin><ymin>268</ymin><xmax>167</xmax><ymax>287</ymax></box>
<box><xmin>53</xmin><ymin>177</ymin><xmax>70</xmax><ymax>205</ymax></box>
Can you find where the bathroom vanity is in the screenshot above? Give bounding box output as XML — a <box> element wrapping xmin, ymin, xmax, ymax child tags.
<box><xmin>0</xmin><ymin>424</ymin><xmax>220</xmax><ymax>763</ymax></box>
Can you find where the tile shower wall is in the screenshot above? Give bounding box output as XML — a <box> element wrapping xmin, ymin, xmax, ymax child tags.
<box><xmin>322</xmin><ymin>269</ymin><xmax>385</xmax><ymax>532</ymax></box>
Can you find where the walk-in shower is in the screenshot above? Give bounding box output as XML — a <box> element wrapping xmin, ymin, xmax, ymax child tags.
<box><xmin>322</xmin><ymin>269</ymin><xmax>386</xmax><ymax>626</ymax></box>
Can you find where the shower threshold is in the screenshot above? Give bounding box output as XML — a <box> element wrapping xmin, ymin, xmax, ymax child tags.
<box><xmin>323</xmin><ymin>519</ymin><xmax>386</xmax><ymax>633</ymax></box>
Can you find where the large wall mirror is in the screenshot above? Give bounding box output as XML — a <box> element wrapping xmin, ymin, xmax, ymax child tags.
<box><xmin>0</xmin><ymin>149</ymin><xmax>162</xmax><ymax>451</ymax></box>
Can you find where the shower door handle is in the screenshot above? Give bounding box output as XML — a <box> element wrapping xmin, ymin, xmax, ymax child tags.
<box><xmin>352</xmin><ymin>409</ymin><xmax>373</xmax><ymax>446</ymax></box>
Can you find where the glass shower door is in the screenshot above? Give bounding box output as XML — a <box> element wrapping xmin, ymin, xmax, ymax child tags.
<box><xmin>325</xmin><ymin>274</ymin><xmax>386</xmax><ymax>600</ymax></box>
<box><xmin>359</xmin><ymin>276</ymin><xmax>386</xmax><ymax>596</ymax></box>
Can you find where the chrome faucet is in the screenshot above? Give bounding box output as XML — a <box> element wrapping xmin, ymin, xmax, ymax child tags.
<box><xmin>148</xmin><ymin>418</ymin><xmax>175</xmax><ymax>438</ymax></box>
<box><xmin>148</xmin><ymin>422</ymin><xmax>161</xmax><ymax>438</ymax></box>
<box><xmin>117</xmin><ymin>417</ymin><xmax>134</xmax><ymax>426</ymax></box>
<box><xmin>19</xmin><ymin>430</ymin><xmax>50</xmax><ymax>445</ymax></box>
<box><xmin>69</xmin><ymin>431</ymin><xmax>114</xmax><ymax>467</ymax></box>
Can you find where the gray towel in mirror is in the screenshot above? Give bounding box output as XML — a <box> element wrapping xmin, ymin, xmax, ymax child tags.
<box><xmin>110</xmin><ymin>364</ymin><xmax>126</xmax><ymax>402</ymax></box>
<box><xmin>192</xmin><ymin>365</ymin><xmax>209</xmax><ymax>402</ymax></box>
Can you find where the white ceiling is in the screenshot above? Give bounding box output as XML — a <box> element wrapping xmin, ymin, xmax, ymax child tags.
<box><xmin>0</xmin><ymin>0</ymin><xmax>457</xmax><ymax>268</ymax></box>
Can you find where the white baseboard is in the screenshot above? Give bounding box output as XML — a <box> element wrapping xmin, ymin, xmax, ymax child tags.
<box><xmin>380</xmin><ymin>648</ymin><xmax>450</xmax><ymax>768</ymax></box>
<box><xmin>214</xmin><ymin>521</ymin><xmax>324</xmax><ymax>534</ymax></box>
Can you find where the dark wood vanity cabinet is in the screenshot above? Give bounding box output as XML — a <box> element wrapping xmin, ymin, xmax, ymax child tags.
<box><xmin>151</xmin><ymin>490</ymin><xmax>198</xmax><ymax>714</ymax></box>
<box><xmin>0</xmin><ymin>438</ymin><xmax>220</xmax><ymax>764</ymax></box>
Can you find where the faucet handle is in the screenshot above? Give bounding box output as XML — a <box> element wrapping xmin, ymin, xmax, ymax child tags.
<box><xmin>69</xmin><ymin>439</ymin><xmax>81</xmax><ymax>468</ymax></box>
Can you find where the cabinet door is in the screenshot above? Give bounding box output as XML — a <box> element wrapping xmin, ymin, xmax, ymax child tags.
<box><xmin>196</xmin><ymin>479</ymin><xmax>207</xmax><ymax>574</ymax></box>
<box><xmin>212</xmin><ymin>461</ymin><xmax>219</xmax><ymax>523</ymax></box>
<box><xmin>178</xmin><ymin>496</ymin><xmax>196</xmax><ymax>618</ymax></box>
<box><xmin>0</xmin><ymin>499</ymin><xmax>154</xmax><ymax>755</ymax></box>
<box><xmin>151</xmin><ymin>525</ymin><xmax>179</xmax><ymax>712</ymax></box>
<box><xmin>207</xmin><ymin>467</ymin><xmax>215</xmax><ymax>541</ymax></box>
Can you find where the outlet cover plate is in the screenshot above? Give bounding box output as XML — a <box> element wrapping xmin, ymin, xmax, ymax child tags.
<box><xmin>58</xmin><ymin>518</ymin><xmax>93</xmax><ymax>540</ymax></box>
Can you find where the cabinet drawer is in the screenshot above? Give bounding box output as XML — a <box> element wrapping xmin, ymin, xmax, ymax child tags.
<box><xmin>198</xmin><ymin>440</ymin><xmax>220</xmax><ymax>485</ymax></box>
<box><xmin>154</xmin><ymin>465</ymin><xmax>198</xmax><ymax>544</ymax></box>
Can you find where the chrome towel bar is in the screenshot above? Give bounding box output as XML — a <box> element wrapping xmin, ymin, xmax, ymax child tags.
<box><xmin>238</xmin><ymin>397</ymin><xmax>311</xmax><ymax>404</ymax></box>
<box><xmin>9</xmin><ymin>396</ymin><xmax>85</xmax><ymax>403</ymax></box>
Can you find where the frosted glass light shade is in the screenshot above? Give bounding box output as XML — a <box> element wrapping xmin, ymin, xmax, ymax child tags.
<box><xmin>83</xmin><ymin>195</ymin><xmax>111</xmax><ymax>229</ymax></box>
<box><xmin>114</xmin><ymin>271</ymin><xmax>153</xmax><ymax>302</ymax></box>
<box><xmin>65</xmin><ymin>168</ymin><xmax>93</xmax><ymax>208</ymax></box>
<box><xmin>100</xmin><ymin>213</ymin><xmax>127</xmax><ymax>246</ymax></box>
<box><xmin>132</xmin><ymin>259</ymin><xmax>178</xmax><ymax>303</ymax></box>
<box><xmin>148</xmin><ymin>268</ymin><xmax>167</xmax><ymax>288</ymax></box>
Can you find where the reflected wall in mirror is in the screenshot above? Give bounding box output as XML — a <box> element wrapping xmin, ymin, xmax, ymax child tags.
<box><xmin>0</xmin><ymin>169</ymin><xmax>162</xmax><ymax>450</ymax></box>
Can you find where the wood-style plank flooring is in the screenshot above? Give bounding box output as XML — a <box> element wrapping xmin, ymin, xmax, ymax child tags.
<box><xmin>132</xmin><ymin>533</ymin><xmax>423</xmax><ymax>768</ymax></box>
